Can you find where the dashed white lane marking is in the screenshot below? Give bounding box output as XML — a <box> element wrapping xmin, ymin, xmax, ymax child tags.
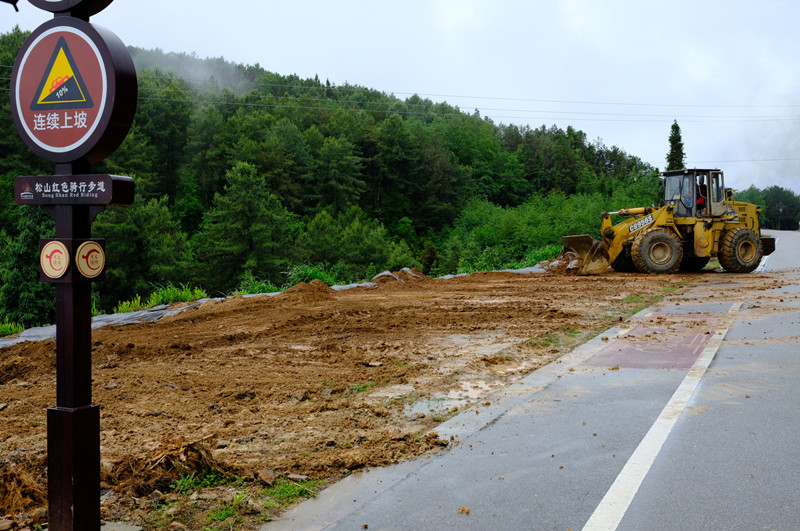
<box><xmin>582</xmin><ymin>301</ymin><xmax>741</xmax><ymax>531</ymax></box>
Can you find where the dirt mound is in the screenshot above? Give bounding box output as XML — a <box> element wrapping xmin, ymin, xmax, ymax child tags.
<box><xmin>280</xmin><ymin>278</ymin><xmax>335</xmax><ymax>302</ymax></box>
<box><xmin>372</xmin><ymin>267</ymin><xmax>430</xmax><ymax>285</ymax></box>
<box><xmin>395</xmin><ymin>267</ymin><xmax>428</xmax><ymax>282</ymax></box>
<box><xmin>0</xmin><ymin>341</ymin><xmax>55</xmax><ymax>385</ymax></box>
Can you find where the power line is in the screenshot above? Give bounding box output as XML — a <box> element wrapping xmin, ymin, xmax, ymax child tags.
<box><xmin>128</xmin><ymin>95</ymin><xmax>800</xmax><ymax>125</ymax></box>
<box><xmin>132</xmin><ymin>84</ymin><xmax>800</xmax><ymax>121</ymax></box>
<box><xmin>689</xmin><ymin>157</ymin><xmax>800</xmax><ymax>163</ymax></box>
<box><xmin>4</xmin><ymin>65</ymin><xmax>800</xmax><ymax>125</ymax></box>
<box><xmin>3</xmin><ymin>84</ymin><xmax>799</xmax><ymax>167</ymax></box>
<box><xmin>4</xmin><ymin>62</ymin><xmax>800</xmax><ymax>111</ymax></box>
<box><xmin>637</xmin><ymin>158</ymin><xmax>800</xmax><ymax>170</ymax></box>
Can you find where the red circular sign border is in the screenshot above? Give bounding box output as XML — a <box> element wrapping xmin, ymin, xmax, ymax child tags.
<box><xmin>41</xmin><ymin>240</ymin><xmax>70</xmax><ymax>279</ymax></box>
<box><xmin>14</xmin><ymin>25</ymin><xmax>108</xmax><ymax>155</ymax></box>
<box><xmin>27</xmin><ymin>0</ymin><xmax>113</xmax><ymax>17</ymax></box>
<box><xmin>10</xmin><ymin>16</ymin><xmax>137</xmax><ymax>165</ymax></box>
<box><xmin>75</xmin><ymin>240</ymin><xmax>105</xmax><ymax>279</ymax></box>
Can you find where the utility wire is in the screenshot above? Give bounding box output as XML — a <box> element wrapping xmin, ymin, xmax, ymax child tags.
<box><xmin>4</xmin><ymin>65</ymin><xmax>800</xmax><ymax>126</ymax></box>
<box><xmin>3</xmin><ymin>63</ymin><xmax>800</xmax><ymax>112</ymax></box>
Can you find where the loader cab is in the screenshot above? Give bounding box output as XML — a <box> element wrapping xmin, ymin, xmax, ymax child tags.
<box><xmin>661</xmin><ymin>168</ymin><xmax>726</xmax><ymax>218</ymax></box>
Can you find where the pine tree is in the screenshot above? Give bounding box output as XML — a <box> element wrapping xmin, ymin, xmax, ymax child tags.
<box><xmin>192</xmin><ymin>162</ymin><xmax>301</xmax><ymax>293</ymax></box>
<box><xmin>666</xmin><ymin>120</ymin><xmax>686</xmax><ymax>171</ymax></box>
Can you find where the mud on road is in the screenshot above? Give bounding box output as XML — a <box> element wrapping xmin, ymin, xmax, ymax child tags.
<box><xmin>1</xmin><ymin>267</ymin><xmax>784</xmax><ymax>528</ymax></box>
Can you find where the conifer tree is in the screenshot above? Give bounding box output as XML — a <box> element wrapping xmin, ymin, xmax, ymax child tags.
<box><xmin>666</xmin><ymin>120</ymin><xmax>686</xmax><ymax>171</ymax></box>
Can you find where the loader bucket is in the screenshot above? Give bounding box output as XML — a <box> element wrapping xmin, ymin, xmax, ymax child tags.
<box><xmin>560</xmin><ymin>235</ymin><xmax>611</xmax><ymax>275</ymax></box>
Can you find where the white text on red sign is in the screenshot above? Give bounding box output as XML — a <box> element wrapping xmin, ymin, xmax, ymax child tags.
<box><xmin>32</xmin><ymin>111</ymin><xmax>90</xmax><ymax>131</ymax></box>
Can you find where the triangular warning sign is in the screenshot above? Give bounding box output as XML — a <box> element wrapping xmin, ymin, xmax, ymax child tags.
<box><xmin>30</xmin><ymin>36</ymin><xmax>93</xmax><ymax>111</ymax></box>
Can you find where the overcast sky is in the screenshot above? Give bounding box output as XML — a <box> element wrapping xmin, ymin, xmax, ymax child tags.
<box><xmin>3</xmin><ymin>0</ymin><xmax>800</xmax><ymax>193</ymax></box>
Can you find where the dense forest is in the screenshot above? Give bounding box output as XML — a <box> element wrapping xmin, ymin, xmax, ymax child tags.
<box><xmin>1</xmin><ymin>27</ymin><xmax>798</xmax><ymax>328</ymax></box>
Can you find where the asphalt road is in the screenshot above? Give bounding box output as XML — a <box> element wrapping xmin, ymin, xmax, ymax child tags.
<box><xmin>266</xmin><ymin>229</ymin><xmax>800</xmax><ymax>531</ymax></box>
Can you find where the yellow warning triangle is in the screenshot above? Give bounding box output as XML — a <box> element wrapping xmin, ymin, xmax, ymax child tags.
<box><xmin>30</xmin><ymin>36</ymin><xmax>93</xmax><ymax>110</ymax></box>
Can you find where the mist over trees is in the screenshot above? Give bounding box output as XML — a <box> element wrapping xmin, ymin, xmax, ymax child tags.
<box><xmin>1</xmin><ymin>28</ymin><xmax>797</xmax><ymax>326</ymax></box>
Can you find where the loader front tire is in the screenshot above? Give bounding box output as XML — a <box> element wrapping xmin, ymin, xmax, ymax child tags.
<box><xmin>720</xmin><ymin>228</ymin><xmax>762</xmax><ymax>273</ymax></box>
<box><xmin>632</xmin><ymin>228</ymin><xmax>683</xmax><ymax>274</ymax></box>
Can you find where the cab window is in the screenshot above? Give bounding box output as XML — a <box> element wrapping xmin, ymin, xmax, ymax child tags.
<box><xmin>710</xmin><ymin>172</ymin><xmax>724</xmax><ymax>202</ymax></box>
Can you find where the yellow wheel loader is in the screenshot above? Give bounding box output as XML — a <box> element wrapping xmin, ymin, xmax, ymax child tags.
<box><xmin>561</xmin><ymin>169</ymin><xmax>776</xmax><ymax>275</ymax></box>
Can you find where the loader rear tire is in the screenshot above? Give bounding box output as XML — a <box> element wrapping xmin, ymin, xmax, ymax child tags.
<box><xmin>631</xmin><ymin>228</ymin><xmax>683</xmax><ymax>274</ymax></box>
<box><xmin>719</xmin><ymin>228</ymin><xmax>762</xmax><ymax>273</ymax></box>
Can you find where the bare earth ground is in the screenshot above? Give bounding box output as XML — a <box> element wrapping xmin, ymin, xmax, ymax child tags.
<box><xmin>0</xmin><ymin>267</ymin><xmax>788</xmax><ymax>529</ymax></box>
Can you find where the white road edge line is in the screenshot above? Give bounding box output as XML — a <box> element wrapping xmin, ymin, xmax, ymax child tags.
<box><xmin>582</xmin><ymin>302</ymin><xmax>740</xmax><ymax>531</ymax></box>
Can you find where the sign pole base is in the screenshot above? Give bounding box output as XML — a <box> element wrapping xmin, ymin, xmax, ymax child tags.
<box><xmin>47</xmin><ymin>405</ymin><xmax>101</xmax><ymax>530</ymax></box>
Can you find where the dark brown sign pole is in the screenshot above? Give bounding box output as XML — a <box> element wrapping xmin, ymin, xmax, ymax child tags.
<box><xmin>47</xmin><ymin>181</ymin><xmax>103</xmax><ymax>529</ymax></box>
<box><xmin>10</xmin><ymin>1</ymin><xmax>136</xmax><ymax>529</ymax></box>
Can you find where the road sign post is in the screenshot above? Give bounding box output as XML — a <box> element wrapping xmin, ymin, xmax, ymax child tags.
<box><xmin>9</xmin><ymin>1</ymin><xmax>136</xmax><ymax>529</ymax></box>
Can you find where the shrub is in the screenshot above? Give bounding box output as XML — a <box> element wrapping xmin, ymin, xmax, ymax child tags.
<box><xmin>284</xmin><ymin>263</ymin><xmax>338</xmax><ymax>286</ymax></box>
<box><xmin>146</xmin><ymin>283</ymin><xmax>207</xmax><ymax>307</ymax></box>
<box><xmin>113</xmin><ymin>283</ymin><xmax>207</xmax><ymax>314</ymax></box>
<box><xmin>0</xmin><ymin>318</ymin><xmax>24</xmax><ymax>337</ymax></box>
<box><xmin>431</xmin><ymin>193</ymin><xmax>606</xmax><ymax>276</ymax></box>
<box><xmin>299</xmin><ymin>206</ymin><xmax>419</xmax><ymax>283</ymax></box>
<box><xmin>114</xmin><ymin>294</ymin><xmax>143</xmax><ymax>314</ymax></box>
<box><xmin>232</xmin><ymin>272</ymin><xmax>281</xmax><ymax>295</ymax></box>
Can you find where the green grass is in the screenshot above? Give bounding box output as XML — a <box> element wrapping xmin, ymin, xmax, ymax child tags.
<box><xmin>170</xmin><ymin>470</ymin><xmax>240</xmax><ymax>495</ymax></box>
<box><xmin>528</xmin><ymin>327</ymin><xmax>584</xmax><ymax>350</ymax></box>
<box><xmin>622</xmin><ymin>294</ymin><xmax>663</xmax><ymax>304</ymax></box>
<box><xmin>113</xmin><ymin>283</ymin><xmax>207</xmax><ymax>314</ymax></box>
<box><xmin>531</xmin><ymin>331</ymin><xmax>562</xmax><ymax>348</ymax></box>
<box><xmin>232</xmin><ymin>265</ymin><xmax>348</xmax><ymax>295</ymax></box>
<box><xmin>0</xmin><ymin>317</ymin><xmax>24</xmax><ymax>337</ymax></box>
<box><xmin>149</xmin><ymin>500</ymin><xmax>179</xmax><ymax>529</ymax></box>
<box><xmin>284</xmin><ymin>263</ymin><xmax>339</xmax><ymax>286</ymax></box>
<box><xmin>263</xmin><ymin>477</ymin><xmax>320</xmax><ymax>504</ymax></box>
<box><xmin>146</xmin><ymin>283</ymin><xmax>208</xmax><ymax>307</ymax></box>
<box><xmin>206</xmin><ymin>505</ymin><xmax>237</xmax><ymax>524</ymax></box>
<box><xmin>348</xmin><ymin>381</ymin><xmax>377</xmax><ymax>394</ymax></box>
<box><xmin>231</xmin><ymin>272</ymin><xmax>281</xmax><ymax>295</ymax></box>
<box><xmin>113</xmin><ymin>294</ymin><xmax>143</xmax><ymax>314</ymax></box>
<box><xmin>146</xmin><ymin>470</ymin><xmax>260</xmax><ymax>529</ymax></box>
